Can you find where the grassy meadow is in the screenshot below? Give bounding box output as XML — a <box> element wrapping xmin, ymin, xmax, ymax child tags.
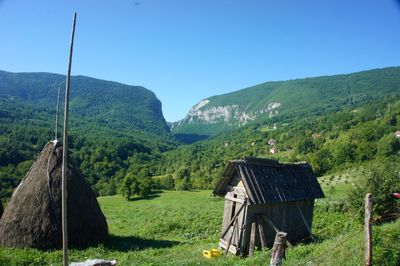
<box><xmin>0</xmin><ymin>187</ymin><xmax>399</xmax><ymax>265</ymax></box>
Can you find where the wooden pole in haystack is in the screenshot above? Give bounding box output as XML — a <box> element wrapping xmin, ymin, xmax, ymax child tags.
<box><xmin>364</xmin><ymin>193</ymin><xmax>372</xmax><ymax>266</ymax></box>
<box><xmin>55</xmin><ymin>87</ymin><xmax>61</xmax><ymax>141</ymax></box>
<box><xmin>62</xmin><ymin>12</ymin><xmax>77</xmax><ymax>266</ymax></box>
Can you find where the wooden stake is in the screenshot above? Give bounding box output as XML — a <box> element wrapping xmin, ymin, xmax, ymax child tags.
<box><xmin>364</xmin><ymin>193</ymin><xmax>372</xmax><ymax>266</ymax></box>
<box><xmin>270</xmin><ymin>232</ymin><xmax>287</xmax><ymax>266</ymax></box>
<box><xmin>62</xmin><ymin>12</ymin><xmax>77</xmax><ymax>266</ymax></box>
<box><xmin>248</xmin><ymin>220</ymin><xmax>257</xmax><ymax>257</ymax></box>
<box><xmin>55</xmin><ymin>87</ymin><xmax>61</xmax><ymax>140</ymax></box>
<box><xmin>257</xmin><ymin>215</ymin><xmax>267</xmax><ymax>249</ymax></box>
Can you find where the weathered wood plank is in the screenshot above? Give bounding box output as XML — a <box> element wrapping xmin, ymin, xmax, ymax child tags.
<box><xmin>248</xmin><ymin>221</ymin><xmax>257</xmax><ymax>257</ymax></box>
<box><xmin>220</xmin><ymin>202</ymin><xmax>246</xmax><ymax>239</ymax></box>
<box><xmin>225</xmin><ymin>195</ymin><xmax>245</xmax><ymax>204</ymax></box>
<box><xmin>257</xmin><ymin>215</ymin><xmax>267</xmax><ymax>249</ymax></box>
<box><xmin>219</xmin><ymin>239</ymin><xmax>239</xmax><ymax>255</ymax></box>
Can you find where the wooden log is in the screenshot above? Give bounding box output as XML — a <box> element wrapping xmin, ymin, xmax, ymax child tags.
<box><xmin>364</xmin><ymin>193</ymin><xmax>372</xmax><ymax>266</ymax></box>
<box><xmin>257</xmin><ymin>215</ymin><xmax>267</xmax><ymax>249</ymax></box>
<box><xmin>270</xmin><ymin>232</ymin><xmax>287</xmax><ymax>266</ymax></box>
<box><xmin>62</xmin><ymin>12</ymin><xmax>77</xmax><ymax>266</ymax></box>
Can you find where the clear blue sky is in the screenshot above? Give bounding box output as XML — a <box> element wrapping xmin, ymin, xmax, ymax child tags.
<box><xmin>1</xmin><ymin>0</ymin><xmax>400</xmax><ymax>121</ymax></box>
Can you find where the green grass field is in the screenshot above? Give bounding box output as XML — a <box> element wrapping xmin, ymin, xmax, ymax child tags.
<box><xmin>0</xmin><ymin>190</ymin><xmax>399</xmax><ymax>265</ymax></box>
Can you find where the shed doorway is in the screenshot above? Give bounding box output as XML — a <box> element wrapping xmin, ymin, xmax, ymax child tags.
<box><xmin>219</xmin><ymin>188</ymin><xmax>247</xmax><ymax>255</ymax></box>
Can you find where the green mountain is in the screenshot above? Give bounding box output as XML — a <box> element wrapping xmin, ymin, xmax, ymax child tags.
<box><xmin>0</xmin><ymin>70</ymin><xmax>170</xmax><ymax>136</ymax></box>
<box><xmin>172</xmin><ymin>67</ymin><xmax>400</xmax><ymax>140</ymax></box>
<box><xmin>0</xmin><ymin>70</ymin><xmax>175</xmax><ymax>200</ymax></box>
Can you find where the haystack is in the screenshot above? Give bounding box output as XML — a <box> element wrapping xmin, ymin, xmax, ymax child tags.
<box><xmin>0</xmin><ymin>141</ymin><xmax>108</xmax><ymax>250</ymax></box>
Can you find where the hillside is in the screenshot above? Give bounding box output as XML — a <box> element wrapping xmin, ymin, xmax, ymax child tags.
<box><xmin>172</xmin><ymin>67</ymin><xmax>400</xmax><ymax>140</ymax></box>
<box><xmin>157</xmin><ymin>95</ymin><xmax>400</xmax><ymax>191</ymax></box>
<box><xmin>0</xmin><ymin>70</ymin><xmax>170</xmax><ymax>136</ymax></box>
<box><xmin>0</xmin><ymin>70</ymin><xmax>176</xmax><ymax>201</ymax></box>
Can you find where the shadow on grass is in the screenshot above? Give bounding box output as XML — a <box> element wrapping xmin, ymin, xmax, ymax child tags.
<box><xmin>128</xmin><ymin>194</ymin><xmax>160</xmax><ymax>202</ymax></box>
<box><xmin>104</xmin><ymin>234</ymin><xmax>180</xmax><ymax>252</ymax></box>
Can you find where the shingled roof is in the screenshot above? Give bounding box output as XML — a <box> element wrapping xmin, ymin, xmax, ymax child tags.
<box><xmin>213</xmin><ymin>157</ymin><xmax>324</xmax><ymax>205</ymax></box>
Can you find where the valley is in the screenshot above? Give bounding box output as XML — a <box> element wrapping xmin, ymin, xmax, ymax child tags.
<box><xmin>0</xmin><ymin>67</ymin><xmax>399</xmax><ymax>265</ymax></box>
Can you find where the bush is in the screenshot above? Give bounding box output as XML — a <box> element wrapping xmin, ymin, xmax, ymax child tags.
<box><xmin>119</xmin><ymin>172</ymin><xmax>153</xmax><ymax>200</ymax></box>
<box><xmin>154</xmin><ymin>174</ymin><xmax>175</xmax><ymax>190</ymax></box>
<box><xmin>347</xmin><ymin>159</ymin><xmax>400</xmax><ymax>223</ymax></box>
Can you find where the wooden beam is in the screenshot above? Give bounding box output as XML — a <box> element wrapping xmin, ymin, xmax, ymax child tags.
<box><xmin>220</xmin><ymin>202</ymin><xmax>246</xmax><ymax>239</ymax></box>
<box><xmin>62</xmin><ymin>12</ymin><xmax>77</xmax><ymax>266</ymax></box>
<box><xmin>257</xmin><ymin>215</ymin><xmax>267</xmax><ymax>249</ymax></box>
<box><xmin>248</xmin><ymin>221</ymin><xmax>257</xmax><ymax>257</ymax></box>
<box><xmin>364</xmin><ymin>193</ymin><xmax>372</xmax><ymax>266</ymax></box>
<box><xmin>225</xmin><ymin>195</ymin><xmax>245</xmax><ymax>204</ymax></box>
<box><xmin>219</xmin><ymin>239</ymin><xmax>239</xmax><ymax>255</ymax></box>
<box><xmin>224</xmin><ymin>217</ymin><xmax>237</xmax><ymax>255</ymax></box>
<box><xmin>260</xmin><ymin>215</ymin><xmax>293</xmax><ymax>247</ymax></box>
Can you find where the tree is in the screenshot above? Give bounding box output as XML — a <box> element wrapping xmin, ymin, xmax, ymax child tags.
<box><xmin>377</xmin><ymin>134</ymin><xmax>400</xmax><ymax>157</ymax></box>
<box><xmin>347</xmin><ymin>160</ymin><xmax>400</xmax><ymax>223</ymax></box>
<box><xmin>119</xmin><ymin>173</ymin><xmax>139</xmax><ymax>200</ymax></box>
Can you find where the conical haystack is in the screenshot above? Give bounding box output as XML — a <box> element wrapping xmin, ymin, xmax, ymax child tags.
<box><xmin>0</xmin><ymin>141</ymin><xmax>108</xmax><ymax>250</ymax></box>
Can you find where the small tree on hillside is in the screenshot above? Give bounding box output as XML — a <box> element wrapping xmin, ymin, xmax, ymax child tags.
<box><xmin>119</xmin><ymin>173</ymin><xmax>139</xmax><ymax>200</ymax></box>
<box><xmin>347</xmin><ymin>159</ymin><xmax>400</xmax><ymax>223</ymax></box>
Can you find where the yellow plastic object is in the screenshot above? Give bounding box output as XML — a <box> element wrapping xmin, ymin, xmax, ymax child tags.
<box><xmin>203</xmin><ymin>249</ymin><xmax>221</xmax><ymax>259</ymax></box>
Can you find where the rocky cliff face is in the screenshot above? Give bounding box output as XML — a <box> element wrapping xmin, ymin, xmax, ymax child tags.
<box><xmin>171</xmin><ymin>98</ymin><xmax>281</xmax><ymax>132</ymax></box>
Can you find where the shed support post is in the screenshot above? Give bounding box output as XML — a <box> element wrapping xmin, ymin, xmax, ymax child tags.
<box><xmin>270</xmin><ymin>232</ymin><xmax>287</xmax><ymax>266</ymax></box>
<box><xmin>257</xmin><ymin>215</ymin><xmax>267</xmax><ymax>249</ymax></box>
<box><xmin>364</xmin><ymin>193</ymin><xmax>372</xmax><ymax>266</ymax></box>
<box><xmin>248</xmin><ymin>220</ymin><xmax>257</xmax><ymax>257</ymax></box>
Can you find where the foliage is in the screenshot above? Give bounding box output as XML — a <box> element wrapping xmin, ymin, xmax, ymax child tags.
<box><xmin>119</xmin><ymin>172</ymin><xmax>153</xmax><ymax>200</ymax></box>
<box><xmin>347</xmin><ymin>159</ymin><xmax>400</xmax><ymax>223</ymax></box>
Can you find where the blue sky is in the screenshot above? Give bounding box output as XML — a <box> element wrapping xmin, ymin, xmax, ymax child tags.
<box><xmin>1</xmin><ymin>0</ymin><xmax>399</xmax><ymax>121</ymax></box>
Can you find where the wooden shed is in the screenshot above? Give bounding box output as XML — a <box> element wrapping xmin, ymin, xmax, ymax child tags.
<box><xmin>213</xmin><ymin>157</ymin><xmax>324</xmax><ymax>256</ymax></box>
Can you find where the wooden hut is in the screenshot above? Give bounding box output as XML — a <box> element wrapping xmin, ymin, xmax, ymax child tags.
<box><xmin>213</xmin><ymin>157</ymin><xmax>324</xmax><ymax>256</ymax></box>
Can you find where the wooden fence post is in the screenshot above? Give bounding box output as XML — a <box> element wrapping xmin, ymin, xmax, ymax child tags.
<box><xmin>270</xmin><ymin>232</ymin><xmax>287</xmax><ymax>266</ymax></box>
<box><xmin>365</xmin><ymin>193</ymin><xmax>372</xmax><ymax>266</ymax></box>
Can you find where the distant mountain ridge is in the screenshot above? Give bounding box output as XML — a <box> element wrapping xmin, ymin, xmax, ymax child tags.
<box><xmin>172</xmin><ymin>67</ymin><xmax>400</xmax><ymax>140</ymax></box>
<box><xmin>0</xmin><ymin>70</ymin><xmax>170</xmax><ymax>136</ymax></box>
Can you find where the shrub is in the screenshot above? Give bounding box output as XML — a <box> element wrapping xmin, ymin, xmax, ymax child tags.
<box><xmin>347</xmin><ymin>159</ymin><xmax>400</xmax><ymax>223</ymax></box>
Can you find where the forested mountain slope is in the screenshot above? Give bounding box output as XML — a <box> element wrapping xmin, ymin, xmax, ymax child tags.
<box><xmin>159</xmin><ymin>96</ymin><xmax>400</xmax><ymax>190</ymax></box>
<box><xmin>0</xmin><ymin>70</ymin><xmax>170</xmax><ymax>135</ymax></box>
<box><xmin>0</xmin><ymin>70</ymin><xmax>175</xmax><ymax>200</ymax></box>
<box><xmin>172</xmin><ymin>67</ymin><xmax>400</xmax><ymax>140</ymax></box>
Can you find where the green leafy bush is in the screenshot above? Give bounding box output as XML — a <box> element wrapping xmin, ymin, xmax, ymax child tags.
<box><xmin>347</xmin><ymin>159</ymin><xmax>400</xmax><ymax>223</ymax></box>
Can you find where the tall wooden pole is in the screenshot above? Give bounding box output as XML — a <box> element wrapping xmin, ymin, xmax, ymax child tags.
<box><xmin>55</xmin><ymin>87</ymin><xmax>61</xmax><ymax>140</ymax></box>
<box><xmin>62</xmin><ymin>12</ymin><xmax>77</xmax><ymax>266</ymax></box>
<box><xmin>364</xmin><ymin>193</ymin><xmax>372</xmax><ymax>266</ymax></box>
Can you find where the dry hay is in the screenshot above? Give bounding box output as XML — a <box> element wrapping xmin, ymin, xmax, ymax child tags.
<box><xmin>0</xmin><ymin>141</ymin><xmax>108</xmax><ymax>250</ymax></box>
